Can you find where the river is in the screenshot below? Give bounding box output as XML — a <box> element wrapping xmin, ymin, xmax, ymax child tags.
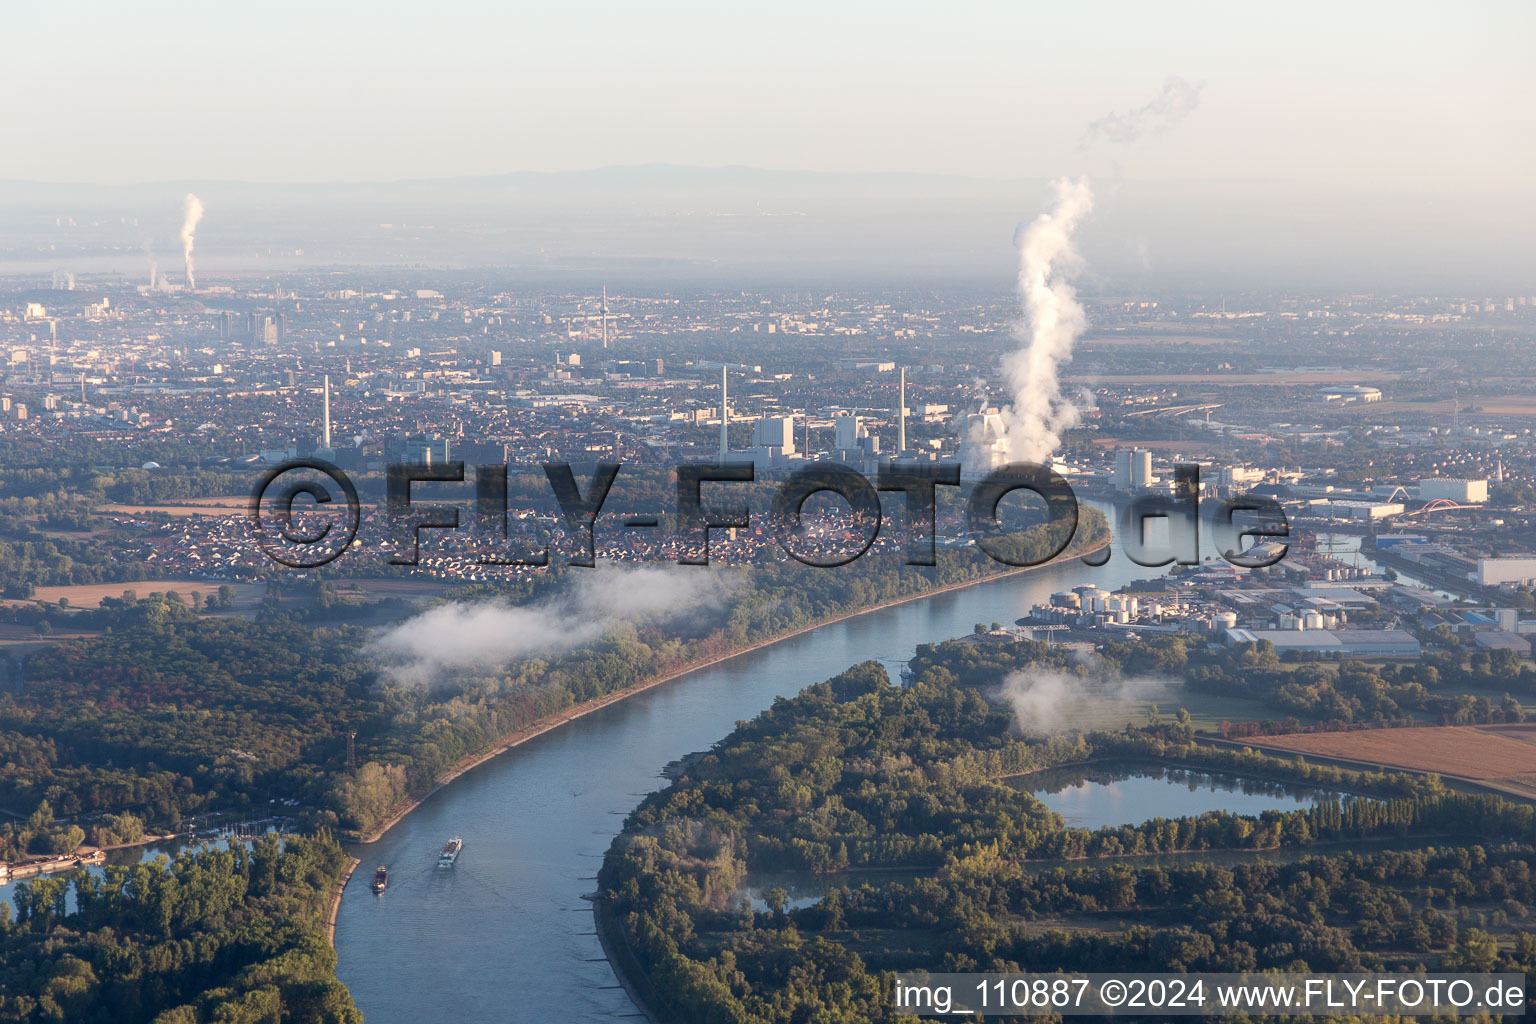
<box><xmin>330</xmin><ymin>504</ymin><xmax>1200</xmax><ymax>1022</ymax></box>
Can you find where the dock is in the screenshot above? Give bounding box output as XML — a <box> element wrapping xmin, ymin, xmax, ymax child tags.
<box><xmin>2</xmin><ymin>847</ymin><xmax>107</xmax><ymax>882</ymax></box>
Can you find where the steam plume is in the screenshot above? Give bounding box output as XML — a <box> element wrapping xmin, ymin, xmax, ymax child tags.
<box><xmin>141</xmin><ymin>237</ymin><xmax>158</xmax><ymax>290</ymax></box>
<box><xmin>1079</xmin><ymin>76</ymin><xmax>1204</xmax><ymax>150</ymax></box>
<box><xmin>969</xmin><ymin>77</ymin><xmax>1204</xmax><ymax>471</ymax></box>
<box><xmin>987</xmin><ymin>177</ymin><xmax>1095</xmax><ymax>465</ymax></box>
<box><xmin>368</xmin><ymin>565</ymin><xmax>736</xmax><ymax>686</ymax></box>
<box><xmin>999</xmin><ymin>666</ymin><xmax>1176</xmax><ymax>737</ymax></box>
<box><xmin>180</xmin><ymin>194</ymin><xmax>204</xmax><ymax>288</ymax></box>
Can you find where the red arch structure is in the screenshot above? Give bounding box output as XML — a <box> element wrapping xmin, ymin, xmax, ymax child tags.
<box><xmin>1400</xmin><ymin>499</ymin><xmax>1467</xmax><ymax>518</ymax></box>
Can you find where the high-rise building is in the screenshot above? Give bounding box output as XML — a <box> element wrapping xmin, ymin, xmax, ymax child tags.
<box><xmin>957</xmin><ymin>408</ymin><xmax>1007</xmax><ymax>478</ymax></box>
<box><xmin>748</xmin><ymin>415</ymin><xmax>799</xmax><ymax>470</ymax></box>
<box><xmin>388</xmin><ymin>435</ymin><xmax>451</xmax><ymax>465</ymax></box>
<box><xmin>833</xmin><ymin>412</ymin><xmax>880</xmax><ymax>473</ymax></box>
<box><xmin>834</xmin><ymin>412</ymin><xmax>865</xmax><ymax>452</ymax></box>
<box><xmin>751</xmin><ymin>416</ymin><xmax>797</xmax><ymax>453</ymax></box>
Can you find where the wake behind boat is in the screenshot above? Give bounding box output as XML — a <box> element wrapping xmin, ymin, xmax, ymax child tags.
<box><xmin>437</xmin><ymin>837</ymin><xmax>463</xmax><ymax>867</ymax></box>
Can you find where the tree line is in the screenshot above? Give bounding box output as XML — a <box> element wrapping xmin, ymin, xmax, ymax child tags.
<box><xmin>0</xmin><ymin>833</ymin><xmax>359</xmax><ymax>1023</ymax></box>
<box><xmin>597</xmin><ymin>648</ymin><xmax>1536</xmax><ymax>1023</ymax></box>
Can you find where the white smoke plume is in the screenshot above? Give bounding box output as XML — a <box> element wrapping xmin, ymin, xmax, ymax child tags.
<box><xmin>998</xmin><ymin>667</ymin><xmax>1177</xmax><ymax>737</ymax></box>
<box><xmin>985</xmin><ymin>177</ymin><xmax>1095</xmax><ymax>466</ymax></box>
<box><xmin>180</xmin><ymin>194</ymin><xmax>204</xmax><ymax>288</ymax></box>
<box><xmin>968</xmin><ymin>78</ymin><xmax>1204</xmax><ymax>472</ymax></box>
<box><xmin>1079</xmin><ymin>76</ymin><xmax>1204</xmax><ymax>150</ymax></box>
<box><xmin>368</xmin><ymin>565</ymin><xmax>737</xmax><ymax>686</ymax></box>
<box><xmin>141</xmin><ymin>237</ymin><xmax>158</xmax><ymax>290</ymax></box>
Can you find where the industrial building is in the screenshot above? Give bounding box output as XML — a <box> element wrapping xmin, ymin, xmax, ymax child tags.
<box><xmin>1479</xmin><ymin>558</ymin><xmax>1536</xmax><ymax>587</ymax></box>
<box><xmin>1113</xmin><ymin>448</ymin><xmax>1154</xmax><ymax>490</ymax></box>
<box><xmin>1417</xmin><ymin>478</ymin><xmax>1489</xmax><ymax>503</ymax></box>
<box><xmin>1306</xmin><ymin>498</ymin><xmax>1404</xmax><ymax>520</ymax></box>
<box><xmin>1224</xmin><ymin>628</ymin><xmax>1422</xmax><ymax>658</ymax></box>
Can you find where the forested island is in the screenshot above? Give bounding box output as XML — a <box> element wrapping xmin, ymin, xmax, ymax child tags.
<box><xmin>0</xmin><ymin>833</ymin><xmax>359</xmax><ymax>1022</ymax></box>
<box><xmin>597</xmin><ymin>640</ymin><xmax>1536</xmax><ymax>1023</ymax></box>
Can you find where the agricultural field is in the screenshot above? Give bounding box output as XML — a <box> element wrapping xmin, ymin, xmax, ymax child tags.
<box><xmin>96</xmin><ymin>497</ymin><xmax>254</xmax><ymax>517</ymax></box>
<box><xmin>1253</xmin><ymin>725</ymin><xmax>1536</xmax><ymax>798</ymax></box>
<box><xmin>20</xmin><ymin>580</ymin><xmax>266</xmax><ymax>610</ymax></box>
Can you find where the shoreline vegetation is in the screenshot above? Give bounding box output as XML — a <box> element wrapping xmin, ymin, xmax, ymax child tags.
<box><xmin>0</xmin><ymin>511</ymin><xmax>1109</xmax><ymax>868</ymax></box>
<box><xmin>0</xmin><ymin>519</ymin><xmax>1103</xmax><ymax>1020</ymax></box>
<box><xmin>0</xmin><ymin>833</ymin><xmax>364</xmax><ymax>1021</ymax></box>
<box><xmin>324</xmin><ymin>858</ymin><xmax>359</xmax><ymax>947</ymax></box>
<box><xmin>349</xmin><ymin>536</ymin><xmax>1110</xmax><ymax>846</ymax></box>
<box><xmin>595</xmin><ymin>644</ymin><xmax>1536</xmax><ymax>1024</ymax></box>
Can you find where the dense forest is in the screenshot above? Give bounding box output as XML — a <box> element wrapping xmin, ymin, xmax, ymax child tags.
<box><xmin>0</xmin><ymin>515</ymin><xmax>1108</xmax><ymax>860</ymax></box>
<box><xmin>0</xmin><ymin>833</ymin><xmax>359</xmax><ymax>1023</ymax></box>
<box><xmin>597</xmin><ymin>647</ymin><xmax>1536</xmax><ymax>1023</ymax></box>
<box><xmin>912</xmin><ymin>628</ymin><xmax>1536</xmax><ymax>732</ymax></box>
<box><xmin>0</xmin><ymin>517</ymin><xmax>162</xmax><ymax>598</ymax></box>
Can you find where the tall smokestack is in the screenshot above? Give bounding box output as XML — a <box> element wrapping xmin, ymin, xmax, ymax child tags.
<box><xmin>180</xmin><ymin>194</ymin><xmax>204</xmax><ymax>289</ymax></box>
<box><xmin>322</xmin><ymin>375</ymin><xmax>332</xmax><ymax>450</ymax></box>
<box><xmin>897</xmin><ymin>367</ymin><xmax>906</xmax><ymax>453</ymax></box>
<box><xmin>719</xmin><ymin>366</ymin><xmax>729</xmax><ymax>460</ymax></box>
<box><xmin>601</xmin><ymin>286</ymin><xmax>608</xmax><ymax>349</ymax></box>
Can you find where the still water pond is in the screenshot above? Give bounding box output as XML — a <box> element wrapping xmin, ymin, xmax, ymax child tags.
<box><xmin>1022</xmin><ymin>763</ymin><xmax>1336</xmax><ymax>830</ymax></box>
<box><xmin>744</xmin><ymin>766</ymin><xmax>1354</xmax><ymax>911</ymax></box>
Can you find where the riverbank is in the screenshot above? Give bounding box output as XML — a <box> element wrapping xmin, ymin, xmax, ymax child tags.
<box><xmin>593</xmin><ymin>894</ymin><xmax>665</xmax><ymax>1024</ymax></box>
<box><xmin>1</xmin><ymin>848</ymin><xmax>105</xmax><ymax>882</ymax></box>
<box><xmin>349</xmin><ymin>540</ymin><xmax>1108</xmax><ymax>846</ymax></box>
<box><xmin>325</xmin><ymin>858</ymin><xmax>359</xmax><ymax>947</ymax></box>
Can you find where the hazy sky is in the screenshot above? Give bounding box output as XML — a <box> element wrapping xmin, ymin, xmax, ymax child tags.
<box><xmin>5</xmin><ymin>0</ymin><xmax>1532</xmax><ymax>191</ymax></box>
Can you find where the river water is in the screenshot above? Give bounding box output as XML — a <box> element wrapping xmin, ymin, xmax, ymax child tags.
<box><xmin>332</xmin><ymin>510</ymin><xmax>1187</xmax><ymax>1022</ymax></box>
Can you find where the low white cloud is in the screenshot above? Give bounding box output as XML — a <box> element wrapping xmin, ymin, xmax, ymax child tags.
<box><xmin>368</xmin><ymin>565</ymin><xmax>735</xmax><ymax>686</ymax></box>
<box><xmin>998</xmin><ymin>663</ymin><xmax>1178</xmax><ymax>737</ymax></box>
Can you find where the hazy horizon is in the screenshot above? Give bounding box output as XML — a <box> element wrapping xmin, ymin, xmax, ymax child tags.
<box><xmin>2</xmin><ymin>1</ymin><xmax>1532</xmax><ymax>290</ymax></box>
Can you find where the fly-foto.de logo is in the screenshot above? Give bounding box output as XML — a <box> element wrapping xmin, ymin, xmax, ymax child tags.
<box><xmin>248</xmin><ymin>459</ymin><xmax>1288</xmax><ymax>571</ymax></box>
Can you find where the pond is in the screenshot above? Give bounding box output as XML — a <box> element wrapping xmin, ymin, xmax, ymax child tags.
<box><xmin>1019</xmin><ymin>762</ymin><xmax>1340</xmax><ymax>830</ymax></box>
<box><xmin>735</xmin><ymin>765</ymin><xmax>1392</xmax><ymax>910</ymax></box>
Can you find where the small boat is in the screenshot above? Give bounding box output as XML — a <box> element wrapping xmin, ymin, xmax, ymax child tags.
<box><xmin>437</xmin><ymin>836</ymin><xmax>463</xmax><ymax>868</ymax></box>
<box><xmin>371</xmin><ymin>866</ymin><xmax>388</xmax><ymax>893</ymax></box>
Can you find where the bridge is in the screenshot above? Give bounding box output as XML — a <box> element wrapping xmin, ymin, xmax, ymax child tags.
<box><xmin>1398</xmin><ymin>499</ymin><xmax>1474</xmax><ymax>519</ymax></box>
